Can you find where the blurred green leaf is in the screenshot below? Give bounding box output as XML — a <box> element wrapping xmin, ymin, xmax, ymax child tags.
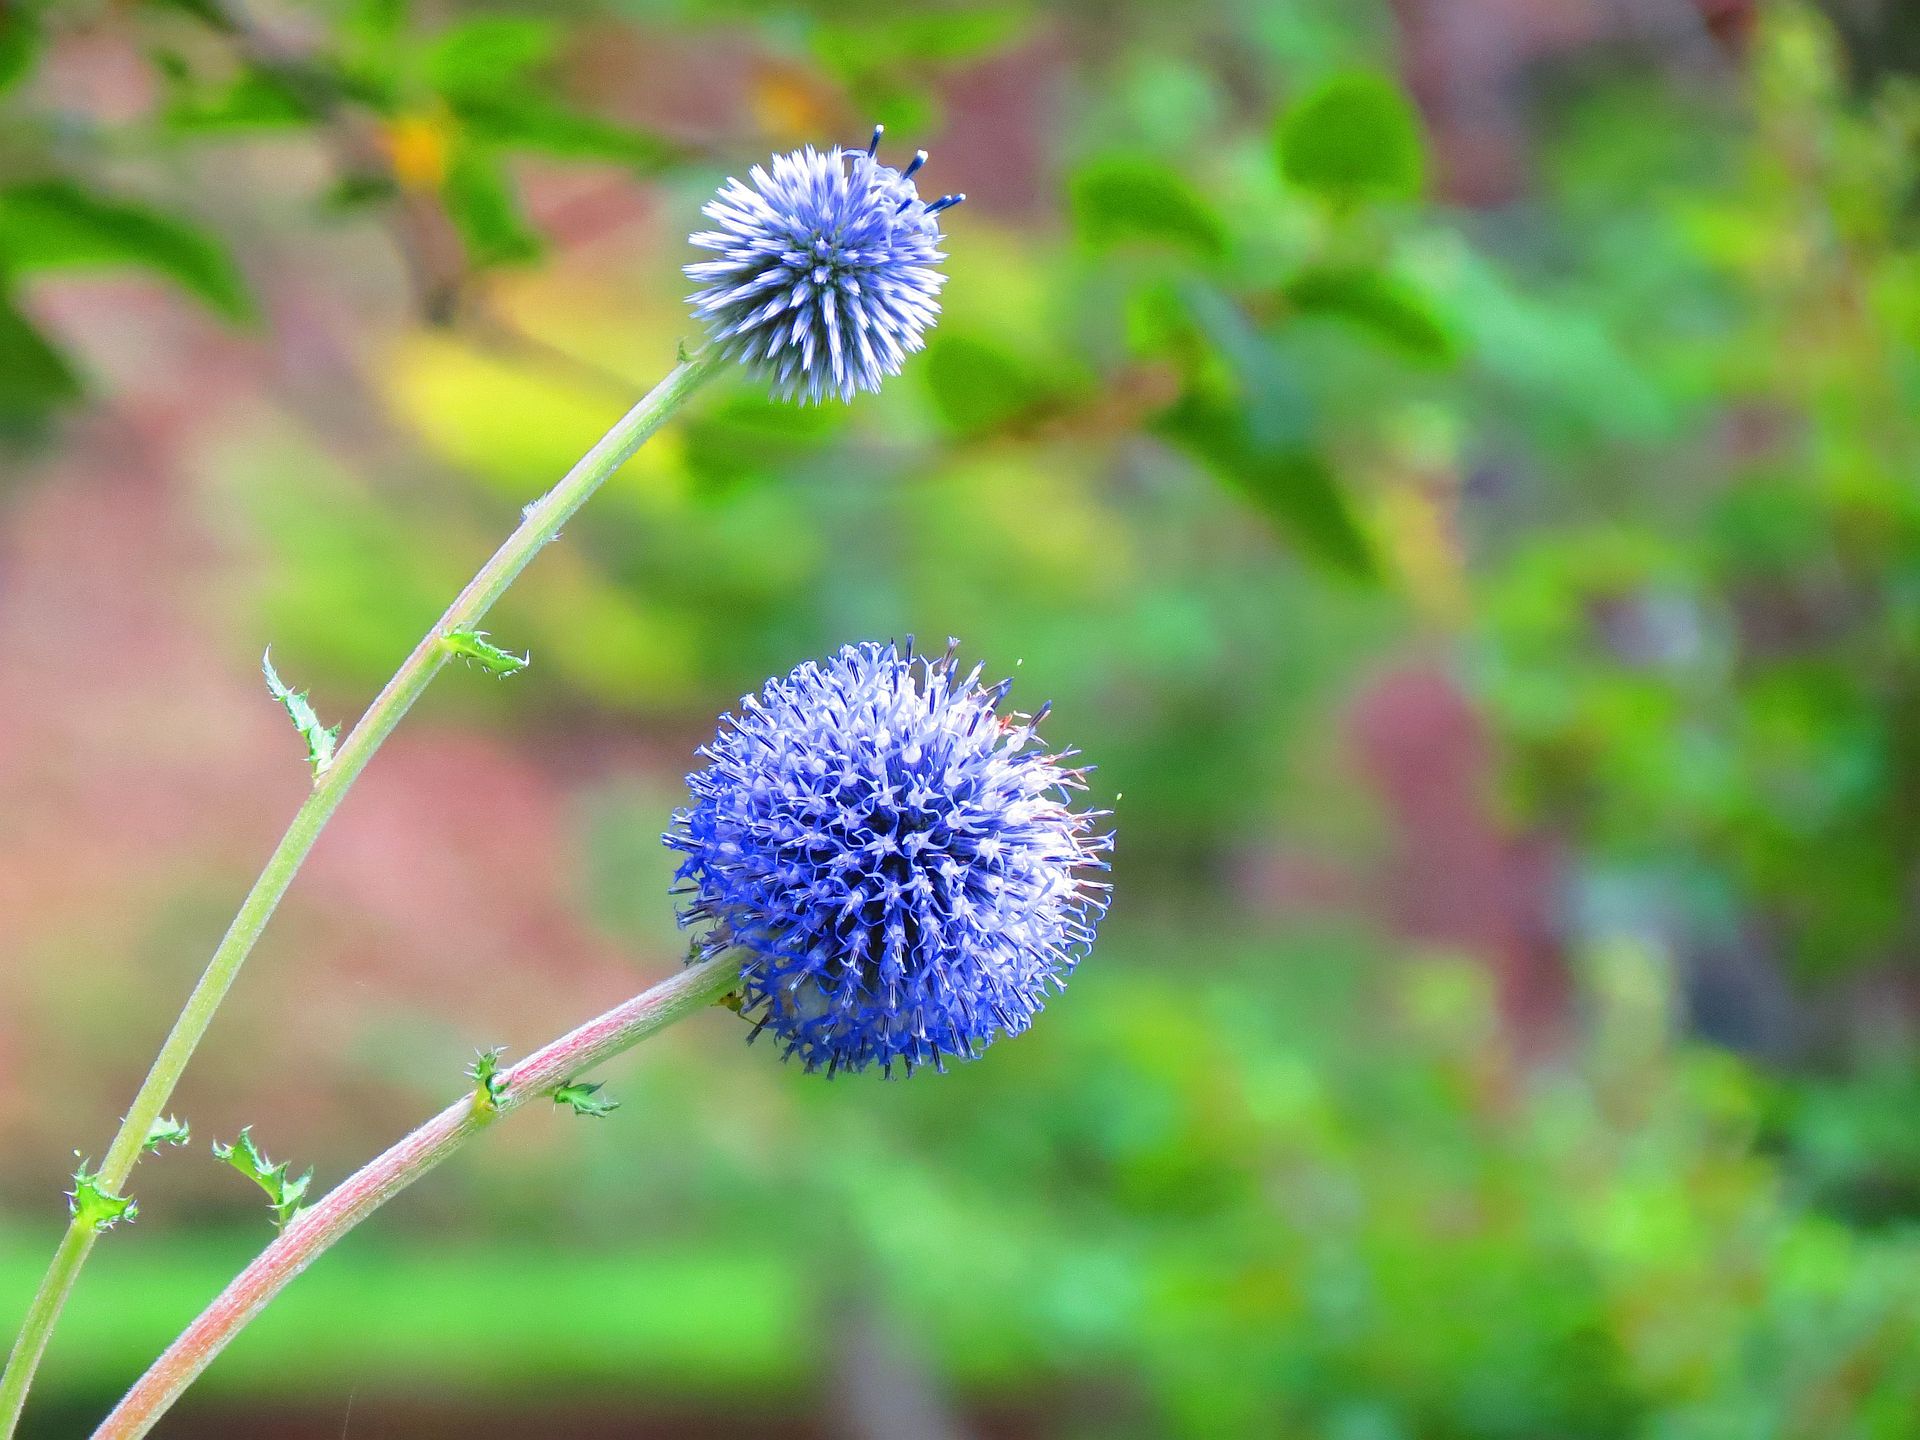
<box><xmin>320</xmin><ymin>172</ymin><xmax>401</xmax><ymax>215</ymax></box>
<box><xmin>922</xmin><ymin>332</ymin><xmax>1048</xmax><ymax>438</ymax></box>
<box><xmin>1159</xmin><ymin>395</ymin><xmax>1375</xmax><ymax>578</ymax></box>
<box><xmin>441</xmin><ymin>148</ymin><xmax>541</xmax><ymax>266</ymax></box>
<box><xmin>420</xmin><ymin>15</ymin><xmax>673</xmax><ymax>169</ymax></box>
<box><xmin>1071</xmin><ymin>157</ymin><xmax>1225</xmax><ymax>259</ymax></box>
<box><xmin>680</xmin><ymin>391</ymin><xmax>842</xmax><ymax>491</ymax></box>
<box><xmin>141</xmin><ymin>0</ymin><xmax>239</xmax><ymax>31</ymax></box>
<box><xmin>0</xmin><ymin>291</ymin><xmax>82</xmax><ymax>437</ymax></box>
<box><xmin>1276</xmin><ymin>72</ymin><xmax>1425</xmax><ymax>205</ymax></box>
<box><xmin>451</xmin><ymin>96</ymin><xmax>677</xmax><ymax>170</ymax></box>
<box><xmin>160</xmin><ymin>63</ymin><xmax>325</xmax><ymax>130</ymax></box>
<box><xmin>423</xmin><ymin>16</ymin><xmax>557</xmax><ymax>95</ymax></box>
<box><xmin>1176</xmin><ymin>280</ymin><xmax>1314</xmax><ymax>450</ymax></box>
<box><xmin>0</xmin><ymin>1</ymin><xmax>44</xmax><ymax>94</ymax></box>
<box><xmin>344</xmin><ymin>0</ymin><xmax>408</xmax><ymax>47</ymax></box>
<box><xmin>0</xmin><ymin>180</ymin><xmax>253</xmax><ymax>320</ymax></box>
<box><xmin>812</xmin><ymin>9</ymin><xmax>1027</xmax><ymax>68</ymax></box>
<box><xmin>1285</xmin><ymin>264</ymin><xmax>1456</xmax><ymax>364</ymax></box>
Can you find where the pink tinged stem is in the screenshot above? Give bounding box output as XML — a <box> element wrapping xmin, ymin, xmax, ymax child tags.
<box><xmin>92</xmin><ymin>954</ymin><xmax>743</xmax><ymax>1440</ymax></box>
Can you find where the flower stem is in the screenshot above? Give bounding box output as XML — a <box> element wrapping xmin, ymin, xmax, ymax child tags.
<box><xmin>0</xmin><ymin>347</ymin><xmax>727</xmax><ymax>1438</ymax></box>
<box><xmin>92</xmin><ymin>953</ymin><xmax>744</xmax><ymax>1440</ymax></box>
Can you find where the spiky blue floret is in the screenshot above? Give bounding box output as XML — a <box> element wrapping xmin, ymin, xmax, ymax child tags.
<box><xmin>685</xmin><ymin>126</ymin><xmax>963</xmax><ymax>404</ymax></box>
<box><xmin>667</xmin><ymin>641</ymin><xmax>1110</xmax><ymax>1076</ymax></box>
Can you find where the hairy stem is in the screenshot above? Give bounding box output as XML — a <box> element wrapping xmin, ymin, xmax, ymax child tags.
<box><xmin>93</xmin><ymin>954</ymin><xmax>744</xmax><ymax>1440</ymax></box>
<box><xmin>0</xmin><ymin>348</ymin><xmax>726</xmax><ymax>1437</ymax></box>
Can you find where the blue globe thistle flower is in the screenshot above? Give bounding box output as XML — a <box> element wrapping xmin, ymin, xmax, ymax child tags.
<box><xmin>685</xmin><ymin>126</ymin><xmax>963</xmax><ymax>405</ymax></box>
<box><xmin>667</xmin><ymin>641</ymin><xmax>1110</xmax><ymax>1076</ymax></box>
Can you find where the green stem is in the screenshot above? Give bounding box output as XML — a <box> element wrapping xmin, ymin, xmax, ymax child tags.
<box><xmin>93</xmin><ymin>953</ymin><xmax>745</xmax><ymax>1440</ymax></box>
<box><xmin>0</xmin><ymin>348</ymin><xmax>727</xmax><ymax>1437</ymax></box>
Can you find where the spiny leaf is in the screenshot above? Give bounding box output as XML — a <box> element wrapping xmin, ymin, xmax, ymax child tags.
<box><xmin>262</xmin><ymin>648</ymin><xmax>339</xmax><ymax>778</ymax></box>
<box><xmin>212</xmin><ymin>1127</ymin><xmax>312</xmax><ymax>1230</ymax></box>
<box><xmin>143</xmin><ymin>1114</ymin><xmax>191</xmax><ymax>1152</ymax></box>
<box><xmin>442</xmin><ymin>627</ymin><xmax>530</xmax><ymax>677</ymax></box>
<box><xmin>468</xmin><ymin>1046</ymin><xmax>508</xmax><ymax>1115</ymax></box>
<box><xmin>552</xmin><ymin>1080</ymin><xmax>618</xmax><ymax>1118</ymax></box>
<box><xmin>67</xmin><ymin>1160</ymin><xmax>137</xmax><ymax>1231</ymax></box>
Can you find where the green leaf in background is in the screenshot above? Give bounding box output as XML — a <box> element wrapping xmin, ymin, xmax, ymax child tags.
<box><xmin>809</xmin><ymin>8</ymin><xmax>1028</xmax><ymax>133</ymax></box>
<box><xmin>0</xmin><ymin>291</ymin><xmax>82</xmax><ymax>438</ymax></box>
<box><xmin>141</xmin><ymin>0</ymin><xmax>240</xmax><ymax>31</ymax></box>
<box><xmin>0</xmin><ymin>1</ymin><xmax>44</xmax><ymax>94</ymax></box>
<box><xmin>451</xmin><ymin>97</ymin><xmax>678</xmax><ymax>170</ymax></box>
<box><xmin>1175</xmin><ymin>278</ymin><xmax>1314</xmax><ymax>449</ymax></box>
<box><xmin>320</xmin><ymin>172</ymin><xmax>402</xmax><ymax>216</ymax></box>
<box><xmin>159</xmin><ymin>63</ymin><xmax>323</xmax><ymax>132</ymax></box>
<box><xmin>423</xmin><ymin>15</ymin><xmax>557</xmax><ymax>95</ymax></box>
<box><xmin>1158</xmin><ymin>394</ymin><xmax>1376</xmax><ymax>579</ymax></box>
<box><xmin>442</xmin><ymin>147</ymin><xmax>542</xmax><ymax>266</ymax></box>
<box><xmin>0</xmin><ymin>180</ymin><xmax>253</xmax><ymax>320</ymax></box>
<box><xmin>1276</xmin><ymin>71</ymin><xmax>1425</xmax><ymax>205</ymax></box>
<box><xmin>812</xmin><ymin>9</ymin><xmax>1028</xmax><ymax>69</ymax></box>
<box><xmin>343</xmin><ymin>0</ymin><xmax>409</xmax><ymax>49</ymax></box>
<box><xmin>1071</xmin><ymin>157</ymin><xmax>1226</xmax><ymax>260</ymax></box>
<box><xmin>921</xmin><ymin>332</ymin><xmax>1050</xmax><ymax>439</ymax></box>
<box><xmin>1285</xmin><ymin>263</ymin><xmax>1456</xmax><ymax>364</ymax></box>
<box><xmin>423</xmin><ymin>15</ymin><xmax>674</xmax><ymax>171</ymax></box>
<box><xmin>679</xmin><ymin>391</ymin><xmax>842</xmax><ymax>492</ymax></box>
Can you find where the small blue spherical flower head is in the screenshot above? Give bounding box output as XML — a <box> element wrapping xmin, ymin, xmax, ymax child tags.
<box><xmin>685</xmin><ymin>126</ymin><xmax>964</xmax><ymax>405</ymax></box>
<box><xmin>667</xmin><ymin>641</ymin><xmax>1110</xmax><ymax>1076</ymax></box>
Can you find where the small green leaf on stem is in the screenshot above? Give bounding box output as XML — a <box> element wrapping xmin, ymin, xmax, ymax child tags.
<box><xmin>67</xmin><ymin>1161</ymin><xmax>137</xmax><ymax>1231</ymax></box>
<box><xmin>212</xmin><ymin>1127</ymin><xmax>312</xmax><ymax>1230</ymax></box>
<box><xmin>467</xmin><ymin>1046</ymin><xmax>508</xmax><ymax>1115</ymax></box>
<box><xmin>143</xmin><ymin>1115</ymin><xmax>191</xmax><ymax>1152</ymax></box>
<box><xmin>262</xmin><ymin>649</ymin><xmax>339</xmax><ymax>777</ymax></box>
<box><xmin>442</xmin><ymin>627</ymin><xmax>530</xmax><ymax>677</ymax></box>
<box><xmin>553</xmin><ymin>1080</ymin><xmax>618</xmax><ymax>1118</ymax></box>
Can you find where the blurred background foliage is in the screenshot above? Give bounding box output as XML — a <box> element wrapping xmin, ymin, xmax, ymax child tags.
<box><xmin>5</xmin><ymin>0</ymin><xmax>1920</xmax><ymax>1435</ymax></box>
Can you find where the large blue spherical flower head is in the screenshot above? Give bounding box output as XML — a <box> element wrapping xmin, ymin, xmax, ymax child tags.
<box><xmin>666</xmin><ymin>642</ymin><xmax>1110</xmax><ymax>1076</ymax></box>
<box><xmin>685</xmin><ymin>126</ymin><xmax>963</xmax><ymax>405</ymax></box>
